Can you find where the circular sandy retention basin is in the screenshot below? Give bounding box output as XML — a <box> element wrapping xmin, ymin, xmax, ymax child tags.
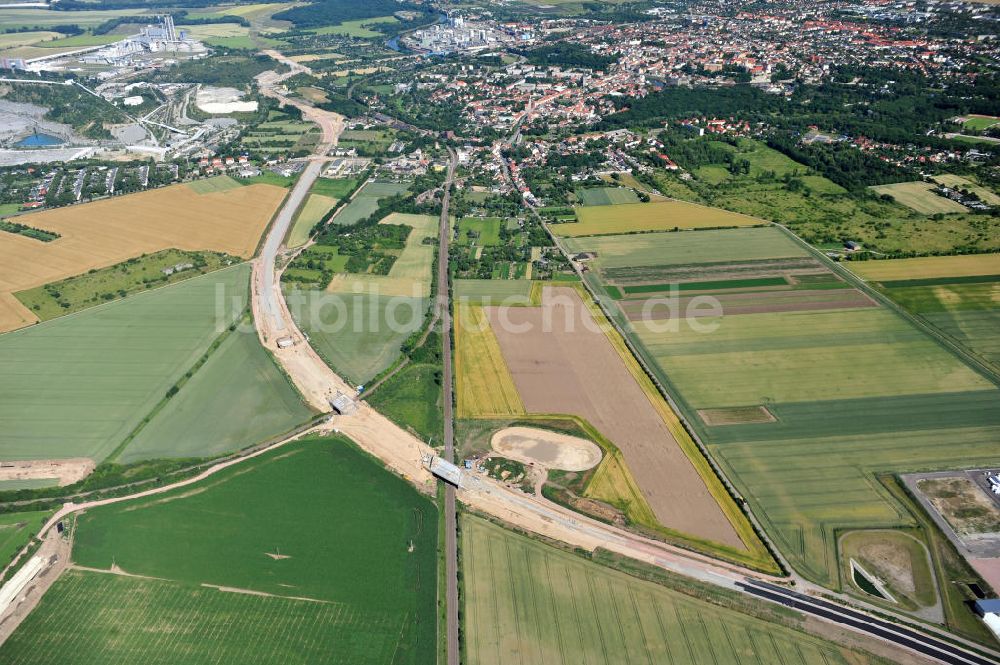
<box><xmin>490</xmin><ymin>427</ymin><xmax>602</xmax><ymax>472</ymax></box>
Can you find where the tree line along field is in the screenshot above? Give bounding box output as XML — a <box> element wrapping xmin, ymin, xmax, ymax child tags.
<box><xmin>553</xmin><ymin>199</ymin><xmax>762</xmax><ymax>237</ymax></box>
<box><xmin>848</xmin><ymin>254</ymin><xmax>1000</xmax><ymax>373</ymax></box>
<box><xmin>0</xmin><ymin>437</ymin><xmax>437</xmax><ymax>665</ymax></box>
<box><xmin>564</xmin><ymin>225</ymin><xmax>1000</xmax><ymax>640</ymax></box>
<box><xmin>330</xmin><ymin>180</ymin><xmax>409</xmax><ymax>227</ymax></box>
<box><xmin>461</xmin><ymin>516</ymin><xmax>890</xmax><ymax>665</ymax></box>
<box><xmin>0</xmin><ymin>177</ymin><xmax>287</xmax><ymax>332</ymax></box>
<box><xmin>0</xmin><ymin>265</ymin><xmax>311</xmax><ymax>464</ymax></box>
<box><xmin>14</xmin><ymin>249</ymin><xmax>239</xmax><ymax>321</ymax></box>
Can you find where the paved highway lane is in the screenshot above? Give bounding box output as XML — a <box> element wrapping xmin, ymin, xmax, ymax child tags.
<box><xmin>738</xmin><ymin>581</ymin><xmax>998</xmax><ymax>665</ymax></box>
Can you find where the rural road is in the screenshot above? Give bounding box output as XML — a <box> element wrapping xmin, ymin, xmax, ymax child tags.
<box><xmin>436</xmin><ymin>148</ymin><xmax>460</xmax><ymax>665</ymax></box>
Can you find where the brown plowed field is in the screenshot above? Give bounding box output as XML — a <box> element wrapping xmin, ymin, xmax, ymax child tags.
<box><xmin>486</xmin><ymin>286</ymin><xmax>744</xmax><ymax>549</ymax></box>
<box><xmin>0</xmin><ymin>181</ymin><xmax>286</xmax><ymax>332</ymax></box>
<box><xmin>620</xmin><ymin>287</ymin><xmax>876</xmax><ymax>320</ymax></box>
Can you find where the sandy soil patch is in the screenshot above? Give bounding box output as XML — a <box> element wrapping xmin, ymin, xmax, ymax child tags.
<box><xmin>918</xmin><ymin>477</ymin><xmax>1000</xmax><ymax>536</ymax></box>
<box><xmin>0</xmin><ymin>181</ymin><xmax>285</xmax><ymax>332</ymax></box>
<box><xmin>486</xmin><ymin>286</ymin><xmax>744</xmax><ymax>549</ymax></box>
<box><xmin>195</xmin><ymin>86</ymin><xmax>259</xmax><ymax>114</ymax></box>
<box><xmin>970</xmin><ymin>557</ymin><xmax>1000</xmax><ymax>596</ymax></box>
<box><xmin>491</xmin><ymin>426</ymin><xmax>601</xmax><ymax>472</ymax></box>
<box><xmin>0</xmin><ymin>458</ymin><xmax>95</xmax><ymax>486</ymax></box>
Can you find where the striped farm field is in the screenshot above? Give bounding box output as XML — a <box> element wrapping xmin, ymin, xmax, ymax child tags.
<box><xmin>633</xmin><ymin>307</ymin><xmax>992</xmax><ymax>406</ymax></box>
<box><xmin>454</xmin><ymin>303</ymin><xmax>524</xmax><ymax>418</ymax></box>
<box><xmin>0</xmin><ymin>178</ymin><xmax>285</xmax><ymax>332</ymax></box>
<box><xmin>848</xmin><ymin>254</ymin><xmax>1000</xmax><ymax>283</ymax></box>
<box><xmin>849</xmin><ymin>254</ymin><xmax>1000</xmax><ymax>372</ymax></box>
<box><xmin>574</xmin><ymin>226</ymin><xmax>1000</xmax><ymax>615</ymax></box>
<box><xmin>1</xmin><ymin>571</ymin><xmax>405</xmax><ymax>665</ymax></box>
<box><xmin>563</xmin><ymin>226</ymin><xmax>806</xmax><ymax>270</ymax></box>
<box><xmin>0</xmin><ymin>266</ymin><xmax>250</xmax><ymax>463</ymax></box>
<box><xmin>553</xmin><ymin>200</ymin><xmax>761</xmax><ymax>237</ymax></box>
<box><xmin>2</xmin><ymin>437</ymin><xmax>437</xmax><ymax>664</ymax></box>
<box><xmin>462</xmin><ymin>516</ymin><xmax>886</xmax><ymax>665</ymax></box>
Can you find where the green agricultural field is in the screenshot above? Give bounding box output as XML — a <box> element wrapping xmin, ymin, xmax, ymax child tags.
<box><xmin>36</xmin><ymin>33</ymin><xmax>119</xmax><ymax>48</ymax></box>
<box><xmin>287</xmin><ymin>193</ymin><xmax>337</xmax><ymax>247</ymax></box>
<box><xmin>332</xmin><ymin>181</ymin><xmax>409</xmax><ymax>226</ymax></box>
<box><xmin>310</xmin><ymin>176</ymin><xmax>359</xmax><ymax>199</ymax></box>
<box><xmin>367</xmin><ymin>362</ymin><xmax>442</xmax><ymax>443</ymax></box>
<box><xmin>0</xmin><ymin>8</ymin><xmax>148</xmax><ymax>30</ymax></box>
<box><xmin>962</xmin><ymin>115</ymin><xmax>1000</xmax><ymax>131</ymax></box>
<box><xmin>849</xmin><ymin>256</ymin><xmax>1000</xmax><ymax>372</ymax></box>
<box><xmin>456</xmin><ymin>217</ymin><xmax>502</xmax><ymax>246</ymax></box>
<box><xmin>2</xmin><ymin>437</ymin><xmax>437</xmax><ymax>665</ymax></box>
<box><xmin>454</xmin><ymin>279</ymin><xmax>534</xmax><ymax>304</ymax></box>
<box><xmin>2</xmin><ymin>571</ymin><xmax>407</xmax><ymax>665</ymax></box>
<box><xmin>574</xmin><ymin>226</ymin><xmax>1000</xmax><ymax>634</ymax></box>
<box><xmin>563</xmin><ymin>226</ymin><xmax>806</xmax><ymax>270</ymax></box>
<box><xmin>290</xmin><ymin>291</ymin><xmax>428</xmax><ymax>385</ymax></box>
<box><xmin>869</xmin><ymin>182</ymin><xmax>969</xmax><ymax>215</ymax></box>
<box><xmin>14</xmin><ymin>249</ymin><xmax>237</xmax><ymax>320</ymax></box>
<box><xmin>0</xmin><ymin>510</ymin><xmax>52</xmax><ymax>568</ymax></box>
<box><xmin>119</xmin><ymin>329</ymin><xmax>314</xmax><ymax>463</ymax></box>
<box><xmin>574</xmin><ymin>186</ymin><xmax>640</xmax><ymax>206</ymax></box>
<box><xmin>0</xmin><ymin>266</ymin><xmax>249</xmax><ymax>462</ymax></box>
<box><xmin>556</xmin><ymin>200</ymin><xmax>761</xmax><ymax>237</ymax></box>
<box><xmin>462</xmin><ymin>516</ymin><xmax>886</xmax><ymax>665</ymax></box>
<box><xmin>634</xmin><ymin>307</ymin><xmax>993</xmax><ymax>407</ymax></box>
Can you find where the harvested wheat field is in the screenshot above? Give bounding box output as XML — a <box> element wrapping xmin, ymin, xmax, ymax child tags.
<box><xmin>486</xmin><ymin>286</ymin><xmax>744</xmax><ymax>549</ymax></box>
<box><xmin>0</xmin><ymin>179</ymin><xmax>285</xmax><ymax>331</ymax></box>
<box><xmin>455</xmin><ymin>303</ymin><xmax>525</xmax><ymax>418</ymax></box>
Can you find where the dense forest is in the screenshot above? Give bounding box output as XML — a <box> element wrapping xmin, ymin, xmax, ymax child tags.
<box><xmin>274</xmin><ymin>0</ymin><xmax>428</xmax><ymax>29</ymax></box>
<box><xmin>149</xmin><ymin>54</ymin><xmax>285</xmax><ymax>89</ymax></box>
<box><xmin>518</xmin><ymin>43</ymin><xmax>615</xmax><ymax>70</ymax></box>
